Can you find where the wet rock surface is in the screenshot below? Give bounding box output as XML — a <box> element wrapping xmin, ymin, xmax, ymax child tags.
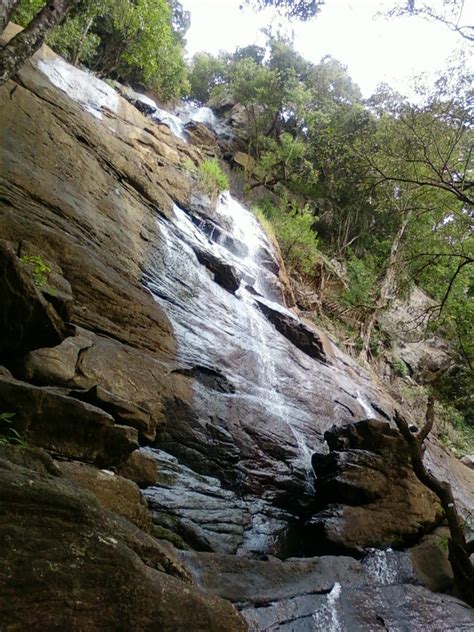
<box><xmin>179</xmin><ymin>550</ymin><xmax>474</xmax><ymax>631</ymax></box>
<box><xmin>307</xmin><ymin>420</ymin><xmax>442</xmax><ymax>553</ymax></box>
<box><xmin>0</xmin><ymin>29</ymin><xmax>473</xmax><ymax>629</ymax></box>
<box><xmin>0</xmin><ymin>452</ymin><xmax>246</xmax><ymax>632</ymax></box>
<box><xmin>144</xmin><ymin>449</ymin><xmax>296</xmax><ymax>557</ymax></box>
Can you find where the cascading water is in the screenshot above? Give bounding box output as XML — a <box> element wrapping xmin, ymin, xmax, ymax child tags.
<box><xmin>312</xmin><ymin>583</ymin><xmax>343</xmax><ymax>632</ymax></box>
<box><xmin>143</xmin><ymin>190</ymin><xmax>387</xmax><ymax>501</ymax></box>
<box><xmin>145</xmin><ymin>192</ymin><xmax>322</xmax><ymax>488</ymax></box>
<box><xmin>363</xmin><ymin>548</ymin><xmax>400</xmax><ymax>585</ymax></box>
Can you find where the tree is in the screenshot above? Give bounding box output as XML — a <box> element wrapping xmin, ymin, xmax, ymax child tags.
<box><xmin>7</xmin><ymin>0</ymin><xmax>190</xmax><ymax>98</ymax></box>
<box><xmin>246</xmin><ymin>0</ymin><xmax>324</xmax><ymax>20</ymax></box>
<box><xmin>394</xmin><ymin>398</ymin><xmax>474</xmax><ymax>607</ymax></box>
<box><xmin>0</xmin><ymin>0</ymin><xmax>80</xmax><ymax>86</ymax></box>
<box><xmin>387</xmin><ymin>0</ymin><xmax>474</xmax><ymax>41</ymax></box>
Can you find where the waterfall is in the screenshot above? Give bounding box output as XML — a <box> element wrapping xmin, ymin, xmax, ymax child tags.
<box><xmin>145</xmin><ymin>192</ymin><xmax>320</xmax><ymax>485</ymax></box>
<box><xmin>312</xmin><ymin>583</ymin><xmax>343</xmax><ymax>632</ymax></box>
<box><xmin>356</xmin><ymin>390</ymin><xmax>374</xmax><ymax>418</ymax></box>
<box><xmin>35</xmin><ymin>57</ymin><xmax>119</xmax><ymax>120</ymax></box>
<box><xmin>363</xmin><ymin>548</ymin><xmax>399</xmax><ymax>585</ymax></box>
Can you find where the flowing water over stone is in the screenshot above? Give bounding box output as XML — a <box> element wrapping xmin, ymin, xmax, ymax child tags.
<box><xmin>363</xmin><ymin>548</ymin><xmax>400</xmax><ymax>585</ymax></box>
<box><xmin>143</xmin><ymin>191</ymin><xmax>390</xmax><ymax>518</ymax></box>
<box><xmin>35</xmin><ymin>57</ymin><xmax>119</xmax><ymax>119</ymax></box>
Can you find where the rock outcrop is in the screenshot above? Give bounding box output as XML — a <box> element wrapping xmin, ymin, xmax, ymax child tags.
<box><xmin>0</xmin><ymin>374</ymin><xmax>138</xmax><ymax>466</ymax></box>
<box><xmin>179</xmin><ymin>550</ymin><xmax>474</xmax><ymax>631</ymax></box>
<box><xmin>0</xmin><ymin>452</ymin><xmax>246</xmax><ymax>631</ymax></box>
<box><xmin>0</xmin><ymin>240</ymin><xmax>67</xmax><ymax>366</ymax></box>
<box><xmin>306</xmin><ymin>420</ymin><xmax>443</xmax><ymax>553</ymax></box>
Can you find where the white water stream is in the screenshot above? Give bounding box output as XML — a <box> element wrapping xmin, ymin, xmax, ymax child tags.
<box><xmin>312</xmin><ymin>582</ymin><xmax>343</xmax><ymax>632</ymax></box>
<box><xmin>33</xmin><ymin>53</ymin><xmax>384</xmax><ymax>494</ymax></box>
<box><xmin>145</xmin><ymin>192</ymin><xmax>318</xmax><ymax>485</ymax></box>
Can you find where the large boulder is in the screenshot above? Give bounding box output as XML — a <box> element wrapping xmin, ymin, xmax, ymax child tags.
<box><xmin>179</xmin><ymin>550</ymin><xmax>473</xmax><ymax>632</ymax></box>
<box><xmin>0</xmin><ymin>375</ymin><xmax>138</xmax><ymax>466</ymax></box>
<box><xmin>59</xmin><ymin>460</ymin><xmax>152</xmax><ymax>531</ymax></box>
<box><xmin>0</xmin><ymin>453</ymin><xmax>246</xmax><ymax>631</ymax></box>
<box><xmin>305</xmin><ymin>420</ymin><xmax>443</xmax><ymax>553</ymax></box>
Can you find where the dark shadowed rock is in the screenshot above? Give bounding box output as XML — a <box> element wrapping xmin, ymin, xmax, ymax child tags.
<box><xmin>0</xmin><ymin>375</ymin><xmax>138</xmax><ymax>466</ymax></box>
<box><xmin>0</xmin><ymin>240</ymin><xmax>67</xmax><ymax>365</ymax></box>
<box><xmin>306</xmin><ymin>420</ymin><xmax>442</xmax><ymax>553</ymax></box>
<box><xmin>0</xmin><ymin>444</ymin><xmax>61</xmax><ymax>477</ymax></box>
<box><xmin>256</xmin><ymin>299</ymin><xmax>327</xmax><ymax>362</ymax></box>
<box><xmin>0</xmin><ymin>454</ymin><xmax>247</xmax><ymax>632</ymax></box>
<box><xmin>194</xmin><ymin>247</ymin><xmax>241</xmax><ymax>293</ymax></box>
<box><xmin>179</xmin><ymin>549</ymin><xmax>473</xmax><ymax>631</ymax></box>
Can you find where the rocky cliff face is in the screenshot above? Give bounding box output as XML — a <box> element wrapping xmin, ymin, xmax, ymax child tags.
<box><xmin>0</xmin><ymin>26</ymin><xmax>473</xmax><ymax>630</ymax></box>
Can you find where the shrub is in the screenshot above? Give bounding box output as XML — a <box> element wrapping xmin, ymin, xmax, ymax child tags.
<box><xmin>197</xmin><ymin>158</ymin><xmax>228</xmax><ymax>196</ymax></box>
<box><xmin>341</xmin><ymin>256</ymin><xmax>377</xmax><ymax>309</ymax></box>
<box><xmin>20</xmin><ymin>254</ymin><xmax>52</xmax><ymax>288</ymax></box>
<box><xmin>252</xmin><ymin>199</ymin><xmax>319</xmax><ymax>277</ymax></box>
<box><xmin>392</xmin><ymin>357</ymin><xmax>409</xmax><ymax>378</ymax></box>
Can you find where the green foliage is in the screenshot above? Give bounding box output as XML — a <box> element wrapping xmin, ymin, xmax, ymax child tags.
<box><xmin>397</xmin><ymin>382</ymin><xmax>474</xmax><ymax>457</ymax></box>
<box><xmin>244</xmin><ymin>0</ymin><xmax>324</xmax><ymax>20</ymax></box>
<box><xmin>20</xmin><ymin>254</ymin><xmax>52</xmax><ymax>288</ymax></box>
<box><xmin>14</xmin><ymin>0</ymin><xmax>189</xmax><ymax>99</ymax></box>
<box><xmin>253</xmin><ymin>199</ymin><xmax>319</xmax><ymax>277</ymax></box>
<box><xmin>197</xmin><ymin>159</ymin><xmax>229</xmax><ymax>196</ymax></box>
<box><xmin>341</xmin><ymin>256</ymin><xmax>377</xmax><ymax>309</ymax></box>
<box><xmin>392</xmin><ymin>357</ymin><xmax>409</xmax><ymax>378</ymax></box>
<box><xmin>0</xmin><ymin>413</ymin><xmax>25</xmax><ymax>448</ymax></box>
<box><xmin>188</xmin><ymin>52</ymin><xmax>229</xmax><ymax>104</ymax></box>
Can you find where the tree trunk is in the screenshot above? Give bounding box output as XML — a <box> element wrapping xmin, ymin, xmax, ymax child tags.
<box><xmin>0</xmin><ymin>0</ymin><xmax>19</xmax><ymax>35</ymax></box>
<box><xmin>72</xmin><ymin>15</ymin><xmax>94</xmax><ymax>66</ymax></box>
<box><xmin>0</xmin><ymin>0</ymin><xmax>81</xmax><ymax>87</ymax></box>
<box><xmin>360</xmin><ymin>204</ymin><xmax>412</xmax><ymax>357</ymax></box>
<box><xmin>394</xmin><ymin>401</ymin><xmax>474</xmax><ymax>607</ymax></box>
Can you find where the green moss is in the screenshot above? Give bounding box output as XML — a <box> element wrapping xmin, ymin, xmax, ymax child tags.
<box><xmin>150</xmin><ymin>525</ymin><xmax>188</xmax><ymax>550</ymax></box>
<box><xmin>20</xmin><ymin>254</ymin><xmax>52</xmax><ymax>288</ymax></box>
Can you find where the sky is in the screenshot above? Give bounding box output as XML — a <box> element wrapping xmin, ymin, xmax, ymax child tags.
<box><xmin>179</xmin><ymin>0</ymin><xmax>474</xmax><ymax>98</ymax></box>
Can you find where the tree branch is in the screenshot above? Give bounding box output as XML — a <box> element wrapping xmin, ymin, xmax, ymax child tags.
<box><xmin>0</xmin><ymin>0</ymin><xmax>82</xmax><ymax>87</ymax></box>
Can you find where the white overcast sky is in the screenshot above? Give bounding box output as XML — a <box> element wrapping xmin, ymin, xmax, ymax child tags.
<box><xmin>180</xmin><ymin>0</ymin><xmax>474</xmax><ymax>98</ymax></box>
